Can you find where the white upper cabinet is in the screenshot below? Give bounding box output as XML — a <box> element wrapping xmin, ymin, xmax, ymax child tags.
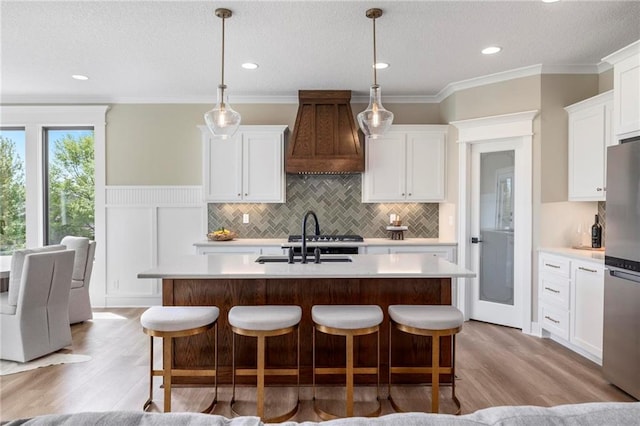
<box><xmin>201</xmin><ymin>125</ymin><xmax>287</xmax><ymax>203</ymax></box>
<box><xmin>362</xmin><ymin>125</ymin><xmax>447</xmax><ymax>203</ymax></box>
<box><xmin>566</xmin><ymin>91</ymin><xmax>614</xmax><ymax>201</ymax></box>
<box><xmin>603</xmin><ymin>40</ymin><xmax>640</xmax><ymax>138</ymax></box>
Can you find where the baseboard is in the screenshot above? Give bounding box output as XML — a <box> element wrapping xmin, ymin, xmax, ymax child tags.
<box><xmin>104</xmin><ymin>296</ymin><xmax>162</xmax><ymax>307</ymax></box>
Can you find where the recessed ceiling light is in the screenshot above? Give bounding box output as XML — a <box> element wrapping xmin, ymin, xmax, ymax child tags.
<box><xmin>542</xmin><ymin>0</ymin><xmax>560</xmax><ymax>3</ymax></box>
<box><xmin>72</xmin><ymin>74</ymin><xmax>89</xmax><ymax>80</ymax></box>
<box><xmin>481</xmin><ymin>46</ymin><xmax>502</xmax><ymax>55</ymax></box>
<box><xmin>241</xmin><ymin>63</ymin><xmax>259</xmax><ymax>70</ymax></box>
<box><xmin>373</xmin><ymin>62</ymin><xmax>389</xmax><ymax>70</ymax></box>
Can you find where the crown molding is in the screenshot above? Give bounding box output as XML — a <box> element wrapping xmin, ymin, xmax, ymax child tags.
<box><xmin>602</xmin><ymin>39</ymin><xmax>640</xmax><ymax>65</ymax></box>
<box><xmin>1</xmin><ymin>61</ymin><xmax>614</xmax><ymax>106</ymax></box>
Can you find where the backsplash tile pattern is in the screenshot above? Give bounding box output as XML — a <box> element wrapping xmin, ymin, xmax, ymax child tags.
<box><xmin>208</xmin><ymin>175</ymin><xmax>439</xmax><ymax>238</ymax></box>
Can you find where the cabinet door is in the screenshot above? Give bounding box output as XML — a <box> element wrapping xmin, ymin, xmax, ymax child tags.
<box><xmin>406</xmin><ymin>132</ymin><xmax>446</xmax><ymax>201</ymax></box>
<box><xmin>204</xmin><ymin>135</ymin><xmax>242</xmax><ymax>202</ymax></box>
<box><xmin>568</xmin><ymin>104</ymin><xmax>608</xmax><ymax>201</ymax></box>
<box><xmin>243</xmin><ymin>131</ymin><xmax>284</xmax><ymax>202</ymax></box>
<box><xmin>362</xmin><ymin>134</ymin><xmax>406</xmax><ymax>202</ymax></box>
<box><xmin>571</xmin><ymin>261</ymin><xmax>604</xmax><ymax>358</ymax></box>
<box><xmin>614</xmin><ymin>54</ymin><xmax>640</xmax><ymax>136</ymax></box>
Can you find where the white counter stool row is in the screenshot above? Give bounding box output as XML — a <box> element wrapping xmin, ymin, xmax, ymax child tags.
<box><xmin>388</xmin><ymin>305</ymin><xmax>464</xmax><ymax>414</ymax></box>
<box><xmin>140</xmin><ymin>306</ymin><xmax>220</xmax><ymax>413</ymax></box>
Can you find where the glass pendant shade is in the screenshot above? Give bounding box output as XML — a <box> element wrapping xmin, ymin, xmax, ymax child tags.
<box><xmin>205</xmin><ymin>84</ymin><xmax>241</xmax><ymax>139</ymax></box>
<box><xmin>357</xmin><ymin>84</ymin><xmax>394</xmax><ymax>138</ymax></box>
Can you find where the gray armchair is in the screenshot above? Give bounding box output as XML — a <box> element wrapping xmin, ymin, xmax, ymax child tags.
<box><xmin>0</xmin><ymin>248</ymin><xmax>75</xmax><ymax>362</ymax></box>
<box><xmin>61</xmin><ymin>236</ymin><xmax>96</xmax><ymax>324</ymax></box>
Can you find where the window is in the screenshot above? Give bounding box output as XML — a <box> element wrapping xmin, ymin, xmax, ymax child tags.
<box><xmin>1</xmin><ymin>105</ymin><xmax>107</xmax><ymax>304</ymax></box>
<box><xmin>0</xmin><ymin>128</ymin><xmax>27</xmax><ymax>254</ymax></box>
<box><xmin>43</xmin><ymin>128</ymin><xmax>94</xmax><ymax>244</ymax></box>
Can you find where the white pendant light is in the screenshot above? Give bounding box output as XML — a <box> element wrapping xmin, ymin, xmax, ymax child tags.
<box><xmin>204</xmin><ymin>8</ymin><xmax>241</xmax><ymax>139</ymax></box>
<box><xmin>357</xmin><ymin>8</ymin><xmax>393</xmax><ymax>139</ymax></box>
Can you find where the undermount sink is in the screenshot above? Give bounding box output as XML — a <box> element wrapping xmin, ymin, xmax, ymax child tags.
<box><xmin>255</xmin><ymin>255</ymin><xmax>353</xmax><ymax>264</ymax></box>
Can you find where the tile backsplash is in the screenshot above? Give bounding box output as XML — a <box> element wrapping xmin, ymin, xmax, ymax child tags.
<box><xmin>208</xmin><ymin>174</ymin><xmax>439</xmax><ymax>238</ymax></box>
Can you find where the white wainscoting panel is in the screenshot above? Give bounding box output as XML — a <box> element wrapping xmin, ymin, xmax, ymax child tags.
<box><xmin>104</xmin><ymin>186</ymin><xmax>205</xmax><ymax>307</ymax></box>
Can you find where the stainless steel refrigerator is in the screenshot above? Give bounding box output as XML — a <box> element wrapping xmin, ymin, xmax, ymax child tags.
<box><xmin>603</xmin><ymin>136</ymin><xmax>640</xmax><ymax>400</ymax></box>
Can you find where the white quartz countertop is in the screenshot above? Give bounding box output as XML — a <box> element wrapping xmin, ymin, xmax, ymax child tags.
<box><xmin>539</xmin><ymin>247</ymin><xmax>605</xmax><ymax>263</ymax></box>
<box><xmin>138</xmin><ymin>253</ymin><xmax>475</xmax><ymax>279</ymax></box>
<box><xmin>193</xmin><ymin>238</ymin><xmax>456</xmax><ymax>248</ymax></box>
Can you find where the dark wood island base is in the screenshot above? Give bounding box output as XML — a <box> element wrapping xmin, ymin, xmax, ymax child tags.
<box><xmin>163</xmin><ymin>277</ymin><xmax>454</xmax><ymax>386</ymax></box>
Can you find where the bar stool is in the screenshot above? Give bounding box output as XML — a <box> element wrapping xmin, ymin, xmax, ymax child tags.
<box><xmin>228</xmin><ymin>305</ymin><xmax>301</xmax><ymax>422</ymax></box>
<box><xmin>312</xmin><ymin>305</ymin><xmax>383</xmax><ymax>419</ymax></box>
<box><xmin>140</xmin><ymin>306</ymin><xmax>219</xmax><ymax>413</ymax></box>
<box><xmin>388</xmin><ymin>305</ymin><xmax>463</xmax><ymax>414</ymax></box>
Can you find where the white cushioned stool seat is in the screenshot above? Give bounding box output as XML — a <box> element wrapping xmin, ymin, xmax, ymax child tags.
<box><xmin>228</xmin><ymin>305</ymin><xmax>301</xmax><ymax>331</ymax></box>
<box><xmin>141</xmin><ymin>306</ymin><xmax>220</xmax><ymax>332</ymax></box>
<box><xmin>389</xmin><ymin>305</ymin><xmax>463</xmax><ymax>330</ymax></box>
<box><xmin>312</xmin><ymin>305</ymin><xmax>383</xmax><ymax>329</ymax></box>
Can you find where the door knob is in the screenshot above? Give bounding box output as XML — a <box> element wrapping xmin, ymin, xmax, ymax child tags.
<box><xmin>471</xmin><ymin>237</ymin><xmax>483</xmax><ymax>244</ymax></box>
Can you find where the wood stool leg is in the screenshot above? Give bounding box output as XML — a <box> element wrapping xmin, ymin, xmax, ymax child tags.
<box><xmin>257</xmin><ymin>334</ymin><xmax>266</xmax><ymax>419</ymax></box>
<box><xmin>431</xmin><ymin>334</ymin><xmax>440</xmax><ymax>413</ymax></box>
<box><xmin>346</xmin><ymin>333</ymin><xmax>354</xmax><ymax>417</ymax></box>
<box><xmin>143</xmin><ymin>336</ymin><xmax>153</xmax><ymax>411</ymax></box>
<box><xmin>163</xmin><ymin>337</ymin><xmax>173</xmax><ymax>412</ymax></box>
<box><xmin>312</xmin><ymin>326</ymin><xmax>316</xmax><ymax>401</ymax></box>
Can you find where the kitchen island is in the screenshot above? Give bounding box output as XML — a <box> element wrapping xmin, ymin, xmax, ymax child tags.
<box><xmin>138</xmin><ymin>253</ymin><xmax>474</xmax><ymax>385</ymax></box>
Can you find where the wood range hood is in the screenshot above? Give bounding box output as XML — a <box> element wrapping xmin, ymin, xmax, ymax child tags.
<box><xmin>286</xmin><ymin>90</ymin><xmax>364</xmax><ymax>174</ymax></box>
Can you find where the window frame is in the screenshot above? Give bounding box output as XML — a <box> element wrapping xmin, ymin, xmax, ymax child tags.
<box><xmin>0</xmin><ymin>105</ymin><xmax>109</xmax><ymax>305</ymax></box>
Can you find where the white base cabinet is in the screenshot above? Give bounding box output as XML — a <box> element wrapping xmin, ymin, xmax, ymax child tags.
<box><xmin>201</xmin><ymin>125</ymin><xmax>287</xmax><ymax>203</ymax></box>
<box><xmin>362</xmin><ymin>125</ymin><xmax>447</xmax><ymax>203</ymax></box>
<box><xmin>565</xmin><ymin>91</ymin><xmax>614</xmax><ymax>201</ymax></box>
<box><xmin>538</xmin><ymin>251</ymin><xmax>604</xmax><ymax>364</ymax></box>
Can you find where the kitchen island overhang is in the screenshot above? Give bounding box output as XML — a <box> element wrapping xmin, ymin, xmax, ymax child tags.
<box><xmin>138</xmin><ymin>253</ymin><xmax>475</xmax><ymax>385</ymax></box>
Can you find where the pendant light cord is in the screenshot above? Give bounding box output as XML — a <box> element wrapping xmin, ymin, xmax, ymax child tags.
<box><xmin>221</xmin><ymin>15</ymin><xmax>226</xmax><ymax>87</ymax></box>
<box><xmin>372</xmin><ymin>16</ymin><xmax>377</xmax><ymax>86</ymax></box>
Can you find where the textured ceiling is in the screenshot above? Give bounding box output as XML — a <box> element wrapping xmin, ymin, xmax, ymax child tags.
<box><xmin>2</xmin><ymin>0</ymin><xmax>639</xmax><ymax>104</ymax></box>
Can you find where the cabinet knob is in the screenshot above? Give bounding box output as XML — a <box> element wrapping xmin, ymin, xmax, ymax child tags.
<box><xmin>237</xmin><ymin>193</ymin><xmax>241</xmax><ymax>196</ymax></box>
<box><xmin>408</xmin><ymin>193</ymin><xmax>412</xmax><ymax>196</ymax></box>
<box><xmin>401</xmin><ymin>193</ymin><xmax>405</xmax><ymax>196</ymax></box>
<box><xmin>244</xmin><ymin>193</ymin><xmax>248</xmax><ymax>196</ymax></box>
<box><xmin>596</xmin><ymin>187</ymin><xmax>603</xmax><ymax>192</ymax></box>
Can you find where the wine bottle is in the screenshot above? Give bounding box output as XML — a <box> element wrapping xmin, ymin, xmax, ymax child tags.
<box><xmin>591</xmin><ymin>214</ymin><xmax>602</xmax><ymax>249</ymax></box>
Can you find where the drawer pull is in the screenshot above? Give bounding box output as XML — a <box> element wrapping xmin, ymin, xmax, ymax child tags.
<box><xmin>578</xmin><ymin>266</ymin><xmax>597</xmax><ymax>273</ymax></box>
<box><xmin>544</xmin><ymin>263</ymin><xmax>561</xmax><ymax>269</ymax></box>
<box><xmin>544</xmin><ymin>315</ymin><xmax>560</xmax><ymax>324</ymax></box>
<box><xmin>544</xmin><ymin>287</ymin><xmax>560</xmax><ymax>294</ymax></box>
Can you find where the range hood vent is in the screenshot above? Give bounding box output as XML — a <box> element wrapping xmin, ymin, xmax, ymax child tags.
<box><xmin>286</xmin><ymin>90</ymin><xmax>364</xmax><ymax>174</ymax></box>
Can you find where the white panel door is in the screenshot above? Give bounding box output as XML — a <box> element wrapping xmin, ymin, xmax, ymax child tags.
<box><xmin>106</xmin><ymin>207</ymin><xmax>155</xmax><ymax>296</ymax></box>
<box><xmin>243</xmin><ymin>131</ymin><xmax>284</xmax><ymax>202</ymax></box>
<box><xmin>406</xmin><ymin>132</ymin><xmax>445</xmax><ymax>201</ymax></box>
<box><xmin>363</xmin><ymin>134</ymin><xmax>406</xmax><ymax>202</ymax></box>
<box><xmin>204</xmin><ymin>135</ymin><xmax>242</xmax><ymax>201</ymax></box>
<box><xmin>571</xmin><ymin>261</ymin><xmax>605</xmax><ymax>358</ymax></box>
<box><xmin>157</xmin><ymin>206</ymin><xmax>205</xmax><ymax>261</ymax></box>
<box><xmin>568</xmin><ymin>105</ymin><xmax>607</xmax><ymax>200</ymax></box>
<box><xmin>470</xmin><ymin>140</ymin><xmax>523</xmax><ymax>328</ymax></box>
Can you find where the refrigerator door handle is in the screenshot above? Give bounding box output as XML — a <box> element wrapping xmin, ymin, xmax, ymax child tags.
<box><xmin>609</xmin><ymin>269</ymin><xmax>640</xmax><ymax>284</ymax></box>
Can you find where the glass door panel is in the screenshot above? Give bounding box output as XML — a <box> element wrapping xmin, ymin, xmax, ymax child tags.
<box><xmin>479</xmin><ymin>150</ymin><xmax>515</xmax><ymax>306</ymax></box>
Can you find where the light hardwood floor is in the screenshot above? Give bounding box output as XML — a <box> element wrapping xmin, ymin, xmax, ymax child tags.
<box><xmin>0</xmin><ymin>308</ymin><xmax>635</xmax><ymax>422</ymax></box>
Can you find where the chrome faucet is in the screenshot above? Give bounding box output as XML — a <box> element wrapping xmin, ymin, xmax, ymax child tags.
<box><xmin>301</xmin><ymin>210</ymin><xmax>320</xmax><ymax>264</ymax></box>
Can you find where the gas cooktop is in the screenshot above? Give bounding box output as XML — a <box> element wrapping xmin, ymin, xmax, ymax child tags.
<box><xmin>287</xmin><ymin>235</ymin><xmax>364</xmax><ymax>243</ymax></box>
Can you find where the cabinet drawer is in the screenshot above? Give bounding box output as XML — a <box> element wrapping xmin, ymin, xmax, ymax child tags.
<box><xmin>540</xmin><ymin>254</ymin><xmax>571</xmax><ymax>277</ymax></box>
<box><xmin>541</xmin><ymin>304</ymin><xmax>570</xmax><ymax>340</ymax></box>
<box><xmin>540</xmin><ymin>274</ymin><xmax>570</xmax><ymax>310</ymax></box>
